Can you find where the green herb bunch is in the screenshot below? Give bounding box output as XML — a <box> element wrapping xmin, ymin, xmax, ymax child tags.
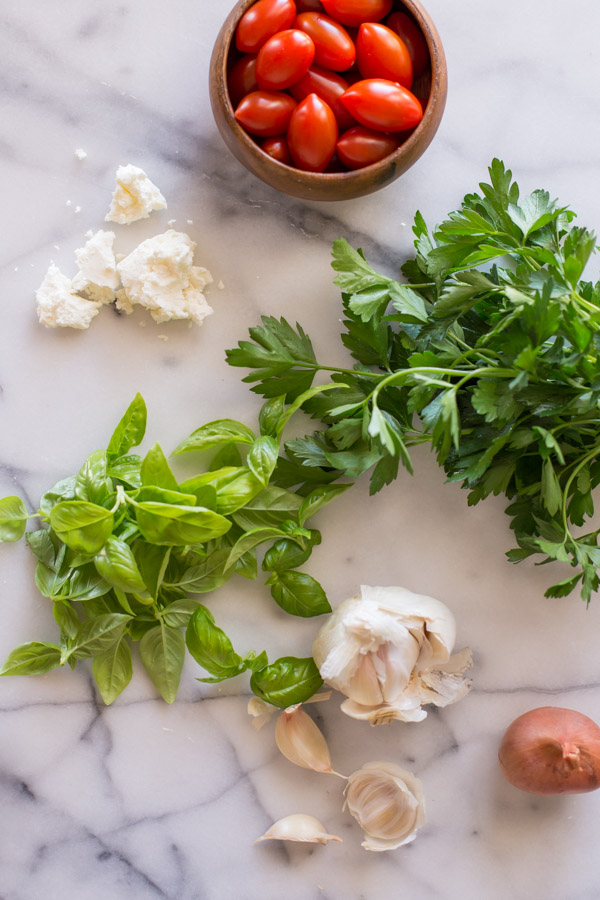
<box><xmin>227</xmin><ymin>160</ymin><xmax>600</xmax><ymax>603</ymax></box>
<box><xmin>0</xmin><ymin>392</ymin><xmax>350</xmax><ymax>704</ymax></box>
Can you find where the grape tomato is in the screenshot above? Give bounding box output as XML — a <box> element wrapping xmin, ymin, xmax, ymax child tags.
<box><xmin>336</xmin><ymin>125</ymin><xmax>399</xmax><ymax>168</ymax></box>
<box><xmin>295</xmin><ymin>0</ymin><xmax>325</xmax><ymax>10</ymax></box>
<box><xmin>320</xmin><ymin>0</ymin><xmax>393</xmax><ymax>27</ymax></box>
<box><xmin>261</xmin><ymin>136</ymin><xmax>293</xmax><ymax>164</ymax></box>
<box><xmin>356</xmin><ymin>22</ymin><xmax>412</xmax><ymax>88</ymax></box>
<box><xmin>290</xmin><ymin>66</ymin><xmax>356</xmax><ymax>130</ymax></box>
<box><xmin>385</xmin><ymin>11</ymin><xmax>429</xmax><ymax>76</ymax></box>
<box><xmin>255</xmin><ymin>29</ymin><xmax>315</xmax><ymax>90</ymax></box>
<box><xmin>341</xmin><ymin>78</ymin><xmax>423</xmax><ymax>132</ymax></box>
<box><xmin>234</xmin><ymin>90</ymin><xmax>298</xmax><ymax>136</ymax></box>
<box><xmin>293</xmin><ymin>12</ymin><xmax>356</xmax><ymax>71</ymax></box>
<box><xmin>287</xmin><ymin>93</ymin><xmax>338</xmax><ymax>171</ymax></box>
<box><xmin>228</xmin><ymin>55</ymin><xmax>259</xmax><ymax>107</ymax></box>
<box><xmin>235</xmin><ymin>0</ymin><xmax>297</xmax><ymax>53</ymax></box>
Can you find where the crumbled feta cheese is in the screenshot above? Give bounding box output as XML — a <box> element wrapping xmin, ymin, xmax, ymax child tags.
<box><xmin>74</xmin><ymin>148</ymin><xmax>87</xmax><ymax>160</ymax></box>
<box><xmin>36</xmin><ymin>265</ymin><xmax>101</xmax><ymax>329</ymax></box>
<box><xmin>74</xmin><ymin>206</ymin><xmax>81</xmax><ymax>214</ymax></box>
<box><xmin>72</xmin><ymin>230</ymin><xmax>119</xmax><ymax>304</ymax></box>
<box><xmin>105</xmin><ymin>164</ymin><xmax>167</xmax><ymax>225</ymax></box>
<box><xmin>116</xmin><ymin>230</ymin><xmax>213</xmax><ymax>325</ymax></box>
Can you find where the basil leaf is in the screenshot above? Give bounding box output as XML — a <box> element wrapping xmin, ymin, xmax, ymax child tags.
<box><xmin>75</xmin><ymin>450</ymin><xmax>113</xmax><ymax>505</ymax></box>
<box><xmin>39</xmin><ymin>476</ymin><xmax>77</xmax><ymax>516</ymax></box>
<box><xmin>231</xmin><ymin>485</ymin><xmax>303</xmax><ymax>530</ymax></box>
<box><xmin>27</xmin><ymin>529</ymin><xmax>61</xmax><ymax>569</ymax></box>
<box><xmin>224</xmin><ymin>526</ymin><xmax>289</xmax><ymax>572</ymax></box>
<box><xmin>108</xmin><ymin>455</ymin><xmax>142</xmax><ymax>488</ymax></box>
<box><xmin>139</xmin><ymin>623</ymin><xmax>185</xmax><ymax>703</ymax></box>
<box><xmin>92</xmin><ymin>637</ymin><xmax>133</xmax><ymax>704</ymax></box>
<box><xmin>140</xmin><ymin>443</ymin><xmax>178</xmax><ymax>491</ymax></box>
<box><xmin>184</xmin><ymin>484</ymin><xmax>218</xmax><ymax>510</ymax></box>
<box><xmin>0</xmin><ymin>642</ymin><xmax>62</xmax><ymax>676</ymax></box>
<box><xmin>276</xmin><ymin>384</ymin><xmax>346</xmax><ymax>439</ymax></box>
<box><xmin>65</xmin><ymin>564</ymin><xmax>112</xmax><ymax>601</ymax></box>
<box><xmin>250</xmin><ymin>656</ymin><xmax>323</xmax><ymax>708</ymax></box>
<box><xmin>247</xmin><ymin>436</ymin><xmax>279</xmax><ymax>486</ymax></box>
<box><xmin>186</xmin><ymin>605</ymin><xmax>246</xmax><ymax>680</ymax></box>
<box><xmin>67</xmin><ymin>613</ymin><xmax>132</xmax><ymax>661</ymax></box>
<box><xmin>0</xmin><ymin>496</ymin><xmax>29</xmax><ymax>542</ymax></box>
<box><xmin>160</xmin><ymin>597</ymin><xmax>201</xmax><ymax>628</ymax></box>
<box><xmin>298</xmin><ymin>483</ymin><xmax>353</xmax><ymax>526</ymax></box>
<box><xmin>179</xmin><ymin>467</ymin><xmax>246</xmax><ymax>494</ymax></box>
<box><xmin>94</xmin><ymin>536</ymin><xmax>151</xmax><ymax>599</ymax></box>
<box><xmin>136</xmin><ymin>486</ymin><xmax>197</xmax><ymax>506</ymax></box>
<box><xmin>262</xmin><ymin>533</ymin><xmax>321</xmax><ymax>573</ymax></box>
<box><xmin>53</xmin><ymin>601</ymin><xmax>80</xmax><ymax>638</ymax></box>
<box><xmin>34</xmin><ymin>561</ymin><xmax>70</xmax><ymax>599</ymax></box>
<box><xmin>213</xmin><ymin>470</ymin><xmax>264</xmax><ymax>515</ymax></box>
<box><xmin>259</xmin><ymin>395</ymin><xmax>286</xmax><ymax>437</ymax></box>
<box><xmin>50</xmin><ymin>501</ymin><xmax>114</xmax><ymax>554</ymax></box>
<box><xmin>134</xmin><ymin>502</ymin><xmax>232</xmax><ymax>546</ymax></box>
<box><xmin>267</xmin><ymin>570</ymin><xmax>331</xmax><ymax>617</ymax></box>
<box><xmin>134</xmin><ymin>542</ymin><xmax>171</xmax><ymax>598</ymax></box>
<box><xmin>235</xmin><ymin>546</ymin><xmax>258</xmax><ymax>580</ymax></box>
<box><xmin>167</xmin><ymin>547</ymin><xmax>231</xmax><ymax>594</ymax></box>
<box><xmin>173</xmin><ymin>419</ymin><xmax>255</xmax><ymax>455</ymax></box>
<box><xmin>107</xmin><ymin>393</ymin><xmax>147</xmax><ymax>460</ymax></box>
<box><xmin>243</xmin><ymin>650</ymin><xmax>269</xmax><ymax>673</ymax></box>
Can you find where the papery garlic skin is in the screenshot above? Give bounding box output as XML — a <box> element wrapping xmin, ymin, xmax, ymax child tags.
<box><xmin>256</xmin><ymin>814</ymin><xmax>342</xmax><ymax>845</ymax></box>
<box><xmin>247</xmin><ymin>697</ymin><xmax>276</xmax><ymax>731</ymax></box>
<box><xmin>312</xmin><ymin>585</ymin><xmax>472</xmax><ymax>725</ymax></box>
<box><xmin>275</xmin><ymin>704</ymin><xmax>343</xmax><ymax>777</ymax></box>
<box><xmin>344</xmin><ymin>761</ymin><xmax>425</xmax><ymax>851</ymax></box>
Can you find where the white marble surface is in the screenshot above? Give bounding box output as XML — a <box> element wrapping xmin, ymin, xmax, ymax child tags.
<box><xmin>1</xmin><ymin>1</ymin><xmax>600</xmax><ymax>898</ymax></box>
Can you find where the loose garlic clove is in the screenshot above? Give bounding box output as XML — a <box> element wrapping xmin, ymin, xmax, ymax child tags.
<box><xmin>255</xmin><ymin>814</ymin><xmax>342</xmax><ymax>845</ymax></box>
<box><xmin>275</xmin><ymin>705</ymin><xmax>346</xmax><ymax>778</ymax></box>
<box><xmin>344</xmin><ymin>761</ymin><xmax>426</xmax><ymax>851</ymax></box>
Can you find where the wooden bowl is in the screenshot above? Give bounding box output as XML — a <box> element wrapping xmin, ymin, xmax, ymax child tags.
<box><xmin>209</xmin><ymin>0</ymin><xmax>447</xmax><ymax>201</ymax></box>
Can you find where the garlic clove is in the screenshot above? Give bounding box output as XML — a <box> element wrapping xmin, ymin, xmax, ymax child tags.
<box><xmin>275</xmin><ymin>705</ymin><xmax>345</xmax><ymax>777</ymax></box>
<box><xmin>344</xmin><ymin>761</ymin><xmax>426</xmax><ymax>851</ymax></box>
<box><xmin>255</xmin><ymin>814</ymin><xmax>342</xmax><ymax>845</ymax></box>
<box><xmin>417</xmin><ymin>647</ymin><xmax>473</xmax><ymax>708</ymax></box>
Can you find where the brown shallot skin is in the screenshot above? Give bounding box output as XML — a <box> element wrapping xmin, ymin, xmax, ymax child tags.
<box><xmin>498</xmin><ymin>706</ymin><xmax>600</xmax><ymax>795</ymax></box>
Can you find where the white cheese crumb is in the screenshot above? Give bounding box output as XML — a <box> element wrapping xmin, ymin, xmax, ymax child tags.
<box><xmin>168</xmin><ymin>219</ymin><xmax>176</xmax><ymax>227</ymax></box>
<box><xmin>66</xmin><ymin>200</ymin><xmax>72</xmax><ymax>207</ymax></box>
<box><xmin>36</xmin><ymin>265</ymin><xmax>101</xmax><ymax>329</ymax></box>
<box><xmin>157</xmin><ymin>334</ymin><xmax>169</xmax><ymax>341</ymax></box>
<box><xmin>74</xmin><ymin>206</ymin><xmax>81</xmax><ymax>214</ymax></box>
<box><xmin>72</xmin><ymin>230</ymin><xmax>119</xmax><ymax>304</ymax></box>
<box><xmin>217</xmin><ymin>280</ymin><xmax>225</xmax><ymax>290</ymax></box>
<box><xmin>116</xmin><ymin>230</ymin><xmax>213</xmax><ymax>325</ymax></box>
<box><xmin>105</xmin><ymin>164</ymin><xmax>167</xmax><ymax>225</ymax></box>
<box><xmin>74</xmin><ymin>148</ymin><xmax>87</xmax><ymax>160</ymax></box>
<box><xmin>186</xmin><ymin>219</ymin><xmax>193</xmax><ymax>225</ymax></box>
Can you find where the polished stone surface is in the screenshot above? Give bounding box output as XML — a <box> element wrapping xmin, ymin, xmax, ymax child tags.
<box><xmin>1</xmin><ymin>1</ymin><xmax>600</xmax><ymax>898</ymax></box>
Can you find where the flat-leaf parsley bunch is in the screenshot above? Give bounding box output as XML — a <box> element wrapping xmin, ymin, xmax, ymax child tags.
<box><xmin>227</xmin><ymin>160</ymin><xmax>600</xmax><ymax>603</ymax></box>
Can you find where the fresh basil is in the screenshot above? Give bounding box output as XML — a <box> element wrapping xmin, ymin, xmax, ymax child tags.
<box><xmin>92</xmin><ymin>637</ymin><xmax>133</xmax><ymax>704</ymax></box>
<box><xmin>250</xmin><ymin>656</ymin><xmax>323</xmax><ymax>708</ymax></box>
<box><xmin>107</xmin><ymin>393</ymin><xmax>147</xmax><ymax>460</ymax></box>
<box><xmin>139</xmin><ymin>622</ymin><xmax>185</xmax><ymax>703</ymax></box>
<box><xmin>50</xmin><ymin>501</ymin><xmax>114</xmax><ymax>554</ymax></box>
<box><xmin>186</xmin><ymin>605</ymin><xmax>246</xmax><ymax>682</ymax></box>
<box><xmin>0</xmin><ymin>642</ymin><xmax>62</xmax><ymax>676</ymax></box>
<box><xmin>172</xmin><ymin>419</ymin><xmax>255</xmax><ymax>455</ymax></box>
<box><xmin>267</xmin><ymin>570</ymin><xmax>331</xmax><ymax>617</ymax></box>
<box><xmin>0</xmin><ymin>496</ymin><xmax>29</xmax><ymax>542</ymax></box>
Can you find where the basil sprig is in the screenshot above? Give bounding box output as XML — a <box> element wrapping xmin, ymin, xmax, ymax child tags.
<box><xmin>0</xmin><ymin>392</ymin><xmax>340</xmax><ymax>705</ymax></box>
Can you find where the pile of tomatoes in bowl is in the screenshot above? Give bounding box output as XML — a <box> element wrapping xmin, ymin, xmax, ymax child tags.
<box><xmin>228</xmin><ymin>0</ymin><xmax>430</xmax><ymax>173</ymax></box>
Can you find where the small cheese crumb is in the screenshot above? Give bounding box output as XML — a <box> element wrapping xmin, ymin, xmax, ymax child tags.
<box><xmin>116</xmin><ymin>230</ymin><xmax>213</xmax><ymax>325</ymax></box>
<box><xmin>36</xmin><ymin>265</ymin><xmax>101</xmax><ymax>329</ymax></box>
<box><xmin>66</xmin><ymin>200</ymin><xmax>72</xmax><ymax>207</ymax></box>
<box><xmin>157</xmin><ymin>334</ymin><xmax>169</xmax><ymax>341</ymax></box>
<box><xmin>72</xmin><ymin>230</ymin><xmax>119</xmax><ymax>304</ymax></box>
<box><xmin>168</xmin><ymin>219</ymin><xmax>176</xmax><ymax>227</ymax></box>
<box><xmin>217</xmin><ymin>280</ymin><xmax>225</xmax><ymax>290</ymax></box>
<box><xmin>186</xmin><ymin>219</ymin><xmax>193</xmax><ymax>225</ymax></box>
<box><xmin>74</xmin><ymin>148</ymin><xmax>87</xmax><ymax>160</ymax></box>
<box><xmin>105</xmin><ymin>164</ymin><xmax>167</xmax><ymax>225</ymax></box>
<box><xmin>74</xmin><ymin>206</ymin><xmax>81</xmax><ymax>214</ymax></box>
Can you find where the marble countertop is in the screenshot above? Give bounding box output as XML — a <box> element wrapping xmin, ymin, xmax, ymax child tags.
<box><xmin>2</xmin><ymin>1</ymin><xmax>600</xmax><ymax>898</ymax></box>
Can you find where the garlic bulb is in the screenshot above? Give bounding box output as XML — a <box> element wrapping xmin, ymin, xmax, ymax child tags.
<box><xmin>344</xmin><ymin>761</ymin><xmax>425</xmax><ymax>851</ymax></box>
<box><xmin>275</xmin><ymin>704</ymin><xmax>345</xmax><ymax>777</ymax></box>
<box><xmin>256</xmin><ymin>814</ymin><xmax>342</xmax><ymax>845</ymax></box>
<box><xmin>312</xmin><ymin>585</ymin><xmax>472</xmax><ymax>725</ymax></box>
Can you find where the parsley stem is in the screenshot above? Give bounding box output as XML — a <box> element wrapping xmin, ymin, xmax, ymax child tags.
<box><xmin>371</xmin><ymin>365</ymin><xmax>517</xmax><ymax>401</ymax></box>
<box><xmin>561</xmin><ymin>443</ymin><xmax>600</xmax><ymax>543</ymax></box>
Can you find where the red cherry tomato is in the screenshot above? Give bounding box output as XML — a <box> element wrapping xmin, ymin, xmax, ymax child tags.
<box><xmin>340</xmin><ymin>78</ymin><xmax>422</xmax><ymax>132</ymax></box>
<box><xmin>234</xmin><ymin>90</ymin><xmax>298</xmax><ymax>136</ymax></box>
<box><xmin>356</xmin><ymin>23</ymin><xmax>412</xmax><ymax>88</ymax></box>
<box><xmin>290</xmin><ymin>66</ymin><xmax>356</xmax><ymax>130</ymax></box>
<box><xmin>386</xmin><ymin>11</ymin><xmax>429</xmax><ymax>76</ymax></box>
<box><xmin>261</xmin><ymin>136</ymin><xmax>293</xmax><ymax>164</ymax></box>
<box><xmin>296</xmin><ymin>0</ymin><xmax>325</xmax><ymax>10</ymax></box>
<box><xmin>320</xmin><ymin>0</ymin><xmax>392</xmax><ymax>27</ymax></box>
<box><xmin>293</xmin><ymin>13</ymin><xmax>355</xmax><ymax>72</ymax></box>
<box><xmin>336</xmin><ymin>125</ymin><xmax>399</xmax><ymax>169</ymax></box>
<box><xmin>256</xmin><ymin>29</ymin><xmax>315</xmax><ymax>90</ymax></box>
<box><xmin>287</xmin><ymin>93</ymin><xmax>338</xmax><ymax>171</ymax></box>
<box><xmin>236</xmin><ymin>0</ymin><xmax>297</xmax><ymax>53</ymax></box>
<box><xmin>228</xmin><ymin>55</ymin><xmax>259</xmax><ymax>107</ymax></box>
